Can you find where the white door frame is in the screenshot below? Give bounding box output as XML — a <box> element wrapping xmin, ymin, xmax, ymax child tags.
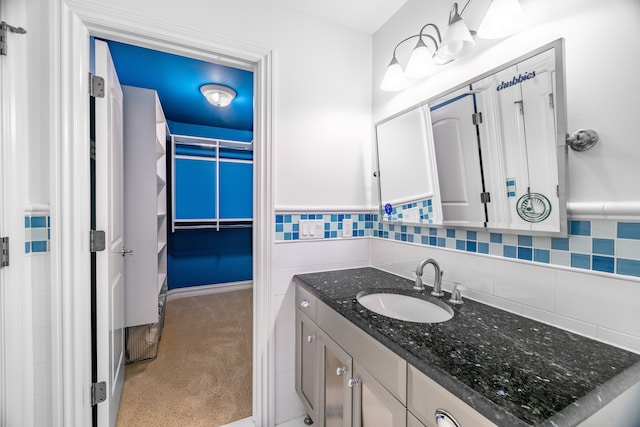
<box><xmin>0</xmin><ymin>0</ymin><xmax>33</xmax><ymax>425</ymax></box>
<box><xmin>51</xmin><ymin>1</ymin><xmax>274</xmax><ymax>425</ymax></box>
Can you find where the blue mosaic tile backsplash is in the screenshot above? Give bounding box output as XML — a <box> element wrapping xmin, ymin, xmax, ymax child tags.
<box><xmin>275</xmin><ymin>213</ymin><xmax>640</xmax><ymax>279</ymax></box>
<box><xmin>25</xmin><ymin>215</ymin><xmax>50</xmax><ymax>253</ymax></box>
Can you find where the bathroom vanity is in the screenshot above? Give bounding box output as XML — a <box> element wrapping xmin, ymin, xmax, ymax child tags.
<box><xmin>293</xmin><ymin>267</ymin><xmax>640</xmax><ymax>426</ymax></box>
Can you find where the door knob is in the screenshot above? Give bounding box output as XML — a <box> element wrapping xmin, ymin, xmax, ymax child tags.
<box><xmin>307</xmin><ymin>335</ymin><xmax>317</xmax><ymax>343</ymax></box>
<box><xmin>121</xmin><ymin>248</ymin><xmax>134</xmax><ymax>256</ymax></box>
<box><xmin>336</xmin><ymin>366</ymin><xmax>348</xmax><ymax>376</ymax></box>
<box><xmin>300</xmin><ymin>300</ymin><xmax>310</xmax><ymax>308</ymax></box>
<box><xmin>347</xmin><ymin>378</ymin><xmax>360</xmax><ymax>388</ymax></box>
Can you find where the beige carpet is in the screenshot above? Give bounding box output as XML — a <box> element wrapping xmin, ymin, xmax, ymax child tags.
<box><xmin>116</xmin><ymin>289</ymin><xmax>253</xmax><ymax>427</ymax></box>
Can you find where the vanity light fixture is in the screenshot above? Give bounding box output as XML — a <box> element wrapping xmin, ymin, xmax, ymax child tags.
<box><xmin>200</xmin><ymin>84</ymin><xmax>236</xmax><ymax>107</ymax></box>
<box><xmin>380</xmin><ymin>0</ymin><xmax>524</xmax><ymax>91</ymax></box>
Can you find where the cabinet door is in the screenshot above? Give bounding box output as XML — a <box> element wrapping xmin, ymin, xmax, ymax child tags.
<box><xmin>320</xmin><ymin>330</ymin><xmax>353</xmax><ymax>427</ymax></box>
<box><xmin>295</xmin><ymin>310</ymin><xmax>319</xmax><ymax>423</ymax></box>
<box><xmin>352</xmin><ymin>362</ymin><xmax>406</xmax><ymax>427</ymax></box>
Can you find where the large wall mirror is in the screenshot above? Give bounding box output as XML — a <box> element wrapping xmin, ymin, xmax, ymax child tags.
<box><xmin>375</xmin><ymin>39</ymin><xmax>568</xmax><ymax>236</ymax></box>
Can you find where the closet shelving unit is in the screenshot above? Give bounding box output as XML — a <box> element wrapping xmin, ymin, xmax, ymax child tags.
<box><xmin>122</xmin><ymin>85</ymin><xmax>170</xmax><ymax>362</ymax></box>
<box><xmin>170</xmin><ymin>134</ymin><xmax>254</xmax><ymax>233</ymax></box>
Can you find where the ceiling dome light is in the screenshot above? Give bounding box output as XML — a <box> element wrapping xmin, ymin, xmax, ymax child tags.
<box><xmin>200</xmin><ymin>84</ymin><xmax>237</xmax><ymax>107</ymax></box>
<box><xmin>477</xmin><ymin>0</ymin><xmax>525</xmax><ymax>39</ymax></box>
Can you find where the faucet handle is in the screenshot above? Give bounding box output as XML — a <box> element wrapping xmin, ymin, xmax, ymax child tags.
<box><xmin>448</xmin><ymin>282</ymin><xmax>465</xmax><ymax>305</ymax></box>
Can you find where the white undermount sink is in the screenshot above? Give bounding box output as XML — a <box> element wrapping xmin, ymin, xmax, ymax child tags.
<box><xmin>357</xmin><ymin>291</ymin><xmax>454</xmax><ymax>323</ymax></box>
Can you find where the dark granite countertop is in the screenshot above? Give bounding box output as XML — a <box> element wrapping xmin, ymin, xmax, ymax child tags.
<box><xmin>292</xmin><ymin>267</ymin><xmax>640</xmax><ymax>427</ymax></box>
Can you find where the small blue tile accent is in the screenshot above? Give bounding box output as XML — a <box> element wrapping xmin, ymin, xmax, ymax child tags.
<box><xmin>401</xmin><ymin>233</ymin><xmax>407</xmax><ymax>242</ymax></box>
<box><xmin>551</xmin><ymin>238</ymin><xmax>570</xmax><ymax>251</ymax></box>
<box><xmin>592</xmin><ymin>238</ymin><xmax>614</xmax><ymax>256</ymax></box>
<box><xmin>617</xmin><ymin>222</ymin><xmax>640</xmax><ymax>240</ymax></box>
<box><xmin>571</xmin><ymin>253</ymin><xmax>591</xmax><ymax>270</ymax></box>
<box><xmin>422</xmin><ymin>236</ymin><xmax>429</xmax><ymax>245</ymax></box>
<box><xmin>503</xmin><ymin>245</ymin><xmax>517</xmax><ymax>258</ymax></box>
<box><xmin>437</xmin><ymin>237</ymin><xmax>446</xmax><ymax>247</ymax></box>
<box><xmin>456</xmin><ymin>240</ymin><xmax>465</xmax><ymax>250</ymax></box>
<box><xmin>284</xmin><ymin>232</ymin><xmax>292</xmax><ymax>241</ymax></box>
<box><xmin>428</xmin><ymin>236</ymin><xmax>436</xmax><ymax>246</ymax></box>
<box><xmin>300</xmin><ymin>214</ymin><xmax>308</xmax><ymax>220</ymax></box>
<box><xmin>518</xmin><ymin>235</ymin><xmax>533</xmax><ymax>247</ymax></box>
<box><xmin>429</xmin><ymin>228</ymin><xmax>437</xmax><ymax>236</ymax></box>
<box><xmin>25</xmin><ymin>242</ymin><xmax>31</xmax><ymax>253</ymax></box>
<box><xmin>507</xmin><ymin>191</ymin><xmax>516</xmax><ymax>197</ymax></box>
<box><xmin>389</xmin><ymin>224</ymin><xmax>395</xmax><ymax>232</ymax></box>
<box><xmin>330</xmin><ymin>231</ymin><xmax>337</xmax><ymax>238</ymax></box>
<box><xmin>534</xmin><ymin>249</ymin><xmax>550</xmax><ymax>263</ymax></box>
<box><xmin>284</xmin><ymin>215</ymin><xmax>292</xmax><ymax>223</ymax></box>
<box><xmin>407</xmin><ymin>233</ymin><xmax>413</xmax><ymax>242</ymax></box>
<box><xmin>25</xmin><ymin>217</ymin><xmax>30</xmax><ymax>228</ymax></box>
<box><xmin>617</xmin><ymin>258</ymin><xmax>640</xmax><ymax>277</ymax></box>
<box><xmin>517</xmin><ymin>247</ymin><xmax>533</xmax><ymax>261</ymax></box>
<box><xmin>592</xmin><ymin>256</ymin><xmax>614</xmax><ymax>273</ymax></box>
<box><xmin>466</xmin><ymin>231</ymin><xmax>477</xmax><ymax>240</ymax></box>
<box><xmin>324</xmin><ymin>231</ymin><xmax>330</xmax><ymax>239</ymax></box>
<box><xmin>490</xmin><ymin>233</ymin><xmax>502</xmax><ymax>244</ymax></box>
<box><xmin>570</xmin><ymin>220</ymin><xmax>591</xmax><ymax>236</ymax></box>
<box><xmin>478</xmin><ymin>242</ymin><xmax>489</xmax><ymax>254</ymax></box>
<box><xmin>394</xmin><ymin>233</ymin><xmax>401</xmax><ymax>241</ymax></box>
<box><xmin>292</xmin><ymin>223</ymin><xmax>299</xmax><ymax>232</ymax></box>
<box><xmin>31</xmin><ymin>216</ymin><xmax>47</xmax><ymax>228</ymax></box>
<box><xmin>331</xmin><ymin>214</ymin><xmax>338</xmax><ymax>222</ymax></box>
<box><xmin>466</xmin><ymin>241</ymin><xmax>477</xmax><ymax>252</ymax></box>
<box><xmin>401</xmin><ymin>225</ymin><xmax>407</xmax><ymax>233</ymax></box>
<box><xmin>447</xmin><ymin>229</ymin><xmax>456</xmax><ymax>238</ymax></box>
<box><xmin>275</xmin><ymin>224</ymin><xmax>283</xmax><ymax>232</ymax></box>
<box><xmin>32</xmin><ymin>241</ymin><xmax>47</xmax><ymax>252</ymax></box>
<box><xmin>338</xmin><ymin>214</ymin><xmax>344</xmax><ymax>221</ymax></box>
<box><xmin>275</xmin><ymin>215</ymin><xmax>283</xmax><ymax>223</ymax></box>
<box><xmin>293</xmin><ymin>232</ymin><xmax>299</xmax><ymax>240</ymax></box>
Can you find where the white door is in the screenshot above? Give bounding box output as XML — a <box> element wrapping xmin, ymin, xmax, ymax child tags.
<box><xmin>430</xmin><ymin>94</ymin><xmax>486</xmax><ymax>226</ymax></box>
<box><xmin>94</xmin><ymin>39</ymin><xmax>126</xmax><ymax>427</ymax></box>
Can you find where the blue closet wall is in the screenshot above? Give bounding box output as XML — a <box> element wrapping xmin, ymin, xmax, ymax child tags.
<box><xmin>167</xmin><ymin>121</ymin><xmax>253</xmax><ymax>290</ymax></box>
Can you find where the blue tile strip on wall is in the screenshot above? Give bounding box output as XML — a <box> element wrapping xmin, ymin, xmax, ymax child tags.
<box><xmin>275</xmin><ymin>215</ymin><xmax>640</xmax><ymax>280</ymax></box>
<box><xmin>275</xmin><ymin>213</ymin><xmax>375</xmax><ymax>241</ymax></box>
<box><xmin>25</xmin><ymin>215</ymin><xmax>51</xmax><ymax>253</ymax></box>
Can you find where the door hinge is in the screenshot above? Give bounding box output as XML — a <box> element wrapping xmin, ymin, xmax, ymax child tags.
<box><xmin>515</xmin><ymin>100</ymin><xmax>524</xmax><ymax>115</ymax></box>
<box><xmin>472</xmin><ymin>112</ymin><xmax>483</xmax><ymax>125</ymax></box>
<box><xmin>549</xmin><ymin>93</ymin><xmax>554</xmax><ymax>109</ymax></box>
<box><xmin>480</xmin><ymin>192</ymin><xmax>491</xmax><ymax>204</ymax></box>
<box><xmin>90</xmin><ymin>230</ymin><xmax>106</xmax><ymax>252</ymax></box>
<box><xmin>89</xmin><ymin>73</ymin><xmax>105</xmax><ymax>98</ymax></box>
<box><xmin>1</xmin><ymin>237</ymin><xmax>9</xmax><ymax>268</ymax></box>
<box><xmin>0</xmin><ymin>21</ymin><xmax>27</xmax><ymax>56</ymax></box>
<box><xmin>91</xmin><ymin>381</ymin><xmax>107</xmax><ymax>406</ymax></box>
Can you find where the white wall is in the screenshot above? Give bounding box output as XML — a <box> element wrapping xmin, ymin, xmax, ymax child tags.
<box><xmin>372</xmin><ymin>0</ymin><xmax>640</xmax><ymax>207</ymax></box>
<box><xmin>74</xmin><ymin>0</ymin><xmax>373</xmax><ymax>209</ymax></box>
<box><xmin>271</xmin><ymin>239</ymin><xmax>370</xmax><ymax>424</ymax></box>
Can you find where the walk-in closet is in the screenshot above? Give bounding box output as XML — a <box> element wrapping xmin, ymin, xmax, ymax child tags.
<box><xmin>93</xmin><ymin>38</ymin><xmax>255</xmax><ymax>426</ymax></box>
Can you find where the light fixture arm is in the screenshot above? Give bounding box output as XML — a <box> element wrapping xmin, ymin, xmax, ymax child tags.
<box><xmin>391</xmin><ymin>29</ymin><xmax>440</xmax><ymax>59</ymax></box>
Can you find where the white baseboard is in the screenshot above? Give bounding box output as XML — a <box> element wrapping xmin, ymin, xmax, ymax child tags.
<box><xmin>166</xmin><ymin>281</ymin><xmax>253</xmax><ymax>301</ymax></box>
<box><xmin>219</xmin><ymin>416</ymin><xmax>255</xmax><ymax>427</ymax></box>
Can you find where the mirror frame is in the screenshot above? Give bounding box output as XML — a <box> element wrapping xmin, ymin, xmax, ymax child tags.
<box><xmin>374</xmin><ymin>38</ymin><xmax>568</xmax><ymax>236</ymax></box>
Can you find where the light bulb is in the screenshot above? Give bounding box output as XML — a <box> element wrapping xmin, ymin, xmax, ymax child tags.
<box><xmin>405</xmin><ymin>39</ymin><xmax>436</xmax><ymax>79</ymax></box>
<box><xmin>380</xmin><ymin>57</ymin><xmax>408</xmax><ymax>92</ymax></box>
<box><xmin>478</xmin><ymin>0</ymin><xmax>525</xmax><ymax>39</ymax></box>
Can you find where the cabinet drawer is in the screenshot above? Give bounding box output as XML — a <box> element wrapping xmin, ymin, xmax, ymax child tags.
<box><xmin>318</xmin><ymin>300</ymin><xmax>406</xmax><ymax>404</ymax></box>
<box><xmin>408</xmin><ymin>365</ymin><xmax>496</xmax><ymax>427</ymax></box>
<box><xmin>296</xmin><ymin>284</ymin><xmax>318</xmax><ymax>322</ymax></box>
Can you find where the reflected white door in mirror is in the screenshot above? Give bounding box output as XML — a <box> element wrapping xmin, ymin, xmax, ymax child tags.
<box><xmin>374</xmin><ymin>39</ymin><xmax>570</xmax><ymax>236</ymax></box>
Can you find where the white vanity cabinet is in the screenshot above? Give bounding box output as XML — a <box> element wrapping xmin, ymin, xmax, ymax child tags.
<box><xmin>408</xmin><ymin>365</ymin><xmax>496</xmax><ymax>427</ymax></box>
<box><xmin>295</xmin><ymin>283</ymin><xmax>407</xmax><ymax>426</ymax></box>
<box><xmin>296</xmin><ymin>286</ymin><xmax>320</xmax><ymax>423</ymax></box>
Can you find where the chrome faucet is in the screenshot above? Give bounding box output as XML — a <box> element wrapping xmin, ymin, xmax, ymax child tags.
<box><xmin>414</xmin><ymin>258</ymin><xmax>444</xmax><ymax>297</ymax></box>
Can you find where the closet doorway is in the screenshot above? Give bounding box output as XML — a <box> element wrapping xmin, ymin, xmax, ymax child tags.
<box><xmin>92</xmin><ymin>38</ymin><xmax>256</xmax><ymax>426</ymax></box>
